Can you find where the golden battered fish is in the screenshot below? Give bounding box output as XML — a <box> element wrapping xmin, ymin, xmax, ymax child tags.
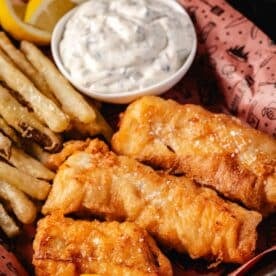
<box><xmin>112</xmin><ymin>96</ymin><xmax>276</xmax><ymax>214</ymax></box>
<box><xmin>33</xmin><ymin>213</ymin><xmax>172</xmax><ymax>276</ymax></box>
<box><xmin>43</xmin><ymin>139</ymin><xmax>262</xmax><ymax>264</ymax></box>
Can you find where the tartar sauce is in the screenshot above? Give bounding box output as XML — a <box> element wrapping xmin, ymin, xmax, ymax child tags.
<box><xmin>60</xmin><ymin>0</ymin><xmax>195</xmax><ymax>94</ymax></box>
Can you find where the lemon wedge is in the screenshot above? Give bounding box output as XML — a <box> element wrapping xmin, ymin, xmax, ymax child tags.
<box><xmin>24</xmin><ymin>0</ymin><xmax>76</xmax><ymax>33</ymax></box>
<box><xmin>12</xmin><ymin>1</ymin><xmax>27</xmax><ymax>19</ymax></box>
<box><xmin>0</xmin><ymin>0</ymin><xmax>51</xmax><ymax>45</ymax></box>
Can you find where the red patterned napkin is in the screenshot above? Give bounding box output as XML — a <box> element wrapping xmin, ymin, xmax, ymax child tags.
<box><xmin>164</xmin><ymin>0</ymin><xmax>276</xmax><ymax>138</ymax></box>
<box><xmin>0</xmin><ymin>244</ymin><xmax>28</xmax><ymax>276</ymax></box>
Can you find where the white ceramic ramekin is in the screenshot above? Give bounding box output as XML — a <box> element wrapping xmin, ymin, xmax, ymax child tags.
<box><xmin>51</xmin><ymin>0</ymin><xmax>197</xmax><ymax>104</ymax></box>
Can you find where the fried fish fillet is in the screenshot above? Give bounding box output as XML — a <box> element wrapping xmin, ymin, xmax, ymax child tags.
<box><xmin>112</xmin><ymin>96</ymin><xmax>276</xmax><ymax>214</ymax></box>
<box><xmin>33</xmin><ymin>213</ymin><xmax>172</xmax><ymax>276</ymax></box>
<box><xmin>43</xmin><ymin>139</ymin><xmax>262</xmax><ymax>264</ymax></box>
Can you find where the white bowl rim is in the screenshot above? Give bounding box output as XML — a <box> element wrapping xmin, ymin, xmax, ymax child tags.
<box><xmin>51</xmin><ymin>0</ymin><xmax>197</xmax><ymax>101</ymax></box>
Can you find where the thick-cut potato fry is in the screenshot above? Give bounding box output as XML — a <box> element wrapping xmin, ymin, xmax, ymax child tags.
<box><xmin>0</xmin><ymin>117</ymin><xmax>21</xmax><ymax>147</ymax></box>
<box><xmin>0</xmin><ymin>161</ymin><xmax>50</xmax><ymax>200</ymax></box>
<box><xmin>0</xmin><ymin>32</ymin><xmax>58</xmax><ymax>104</ymax></box>
<box><xmin>0</xmin><ymin>181</ymin><xmax>36</xmax><ymax>224</ymax></box>
<box><xmin>71</xmin><ymin>107</ymin><xmax>113</xmax><ymax>141</ymax></box>
<box><xmin>0</xmin><ymin>48</ymin><xmax>13</xmax><ymax>65</ymax></box>
<box><xmin>23</xmin><ymin>141</ymin><xmax>51</xmax><ymax>166</ymax></box>
<box><xmin>0</xmin><ymin>132</ymin><xmax>11</xmax><ymax>159</ymax></box>
<box><xmin>0</xmin><ymin>85</ymin><xmax>62</xmax><ymax>152</ymax></box>
<box><xmin>0</xmin><ymin>51</ymin><xmax>69</xmax><ymax>133</ymax></box>
<box><xmin>0</xmin><ymin>203</ymin><xmax>19</xmax><ymax>237</ymax></box>
<box><xmin>21</xmin><ymin>41</ymin><xmax>96</xmax><ymax>124</ymax></box>
<box><xmin>3</xmin><ymin>146</ymin><xmax>54</xmax><ymax>180</ymax></box>
<box><xmin>0</xmin><ymin>131</ymin><xmax>53</xmax><ymax>179</ymax></box>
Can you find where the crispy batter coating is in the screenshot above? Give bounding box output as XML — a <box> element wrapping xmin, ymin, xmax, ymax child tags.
<box><xmin>46</xmin><ymin>139</ymin><xmax>91</xmax><ymax>171</ymax></box>
<box><xmin>33</xmin><ymin>213</ymin><xmax>172</xmax><ymax>276</ymax></box>
<box><xmin>43</xmin><ymin>139</ymin><xmax>262</xmax><ymax>264</ymax></box>
<box><xmin>112</xmin><ymin>96</ymin><xmax>276</xmax><ymax>214</ymax></box>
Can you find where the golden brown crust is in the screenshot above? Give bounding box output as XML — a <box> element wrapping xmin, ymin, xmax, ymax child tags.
<box><xmin>33</xmin><ymin>213</ymin><xmax>172</xmax><ymax>276</ymax></box>
<box><xmin>46</xmin><ymin>140</ymin><xmax>91</xmax><ymax>171</ymax></box>
<box><xmin>112</xmin><ymin>96</ymin><xmax>276</xmax><ymax>214</ymax></box>
<box><xmin>43</xmin><ymin>139</ymin><xmax>262</xmax><ymax>264</ymax></box>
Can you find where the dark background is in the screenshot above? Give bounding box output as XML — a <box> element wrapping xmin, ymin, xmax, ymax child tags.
<box><xmin>228</xmin><ymin>0</ymin><xmax>276</xmax><ymax>41</ymax></box>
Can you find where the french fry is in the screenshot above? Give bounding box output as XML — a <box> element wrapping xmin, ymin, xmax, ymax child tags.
<box><xmin>10</xmin><ymin>146</ymin><xmax>55</xmax><ymax>180</ymax></box>
<box><xmin>1</xmin><ymin>145</ymin><xmax>55</xmax><ymax>180</ymax></box>
<box><xmin>23</xmin><ymin>141</ymin><xmax>51</xmax><ymax>167</ymax></box>
<box><xmin>0</xmin><ymin>161</ymin><xmax>50</xmax><ymax>200</ymax></box>
<box><xmin>85</xmin><ymin>99</ymin><xmax>113</xmax><ymax>141</ymax></box>
<box><xmin>0</xmin><ymin>51</ymin><xmax>69</xmax><ymax>132</ymax></box>
<box><xmin>0</xmin><ymin>85</ymin><xmax>62</xmax><ymax>152</ymax></box>
<box><xmin>0</xmin><ymin>116</ymin><xmax>22</xmax><ymax>147</ymax></box>
<box><xmin>0</xmin><ymin>47</ymin><xmax>13</xmax><ymax>65</ymax></box>
<box><xmin>0</xmin><ymin>128</ymin><xmax>53</xmax><ymax>180</ymax></box>
<box><xmin>0</xmin><ymin>32</ymin><xmax>59</xmax><ymax>105</ymax></box>
<box><xmin>21</xmin><ymin>41</ymin><xmax>96</xmax><ymax>124</ymax></box>
<box><xmin>71</xmin><ymin>107</ymin><xmax>113</xmax><ymax>141</ymax></box>
<box><xmin>0</xmin><ymin>132</ymin><xmax>12</xmax><ymax>159</ymax></box>
<box><xmin>0</xmin><ymin>181</ymin><xmax>37</xmax><ymax>224</ymax></box>
<box><xmin>0</xmin><ymin>203</ymin><xmax>20</xmax><ymax>237</ymax></box>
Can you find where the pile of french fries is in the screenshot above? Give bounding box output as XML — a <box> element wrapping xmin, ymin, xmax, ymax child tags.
<box><xmin>0</xmin><ymin>32</ymin><xmax>112</xmax><ymax>237</ymax></box>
